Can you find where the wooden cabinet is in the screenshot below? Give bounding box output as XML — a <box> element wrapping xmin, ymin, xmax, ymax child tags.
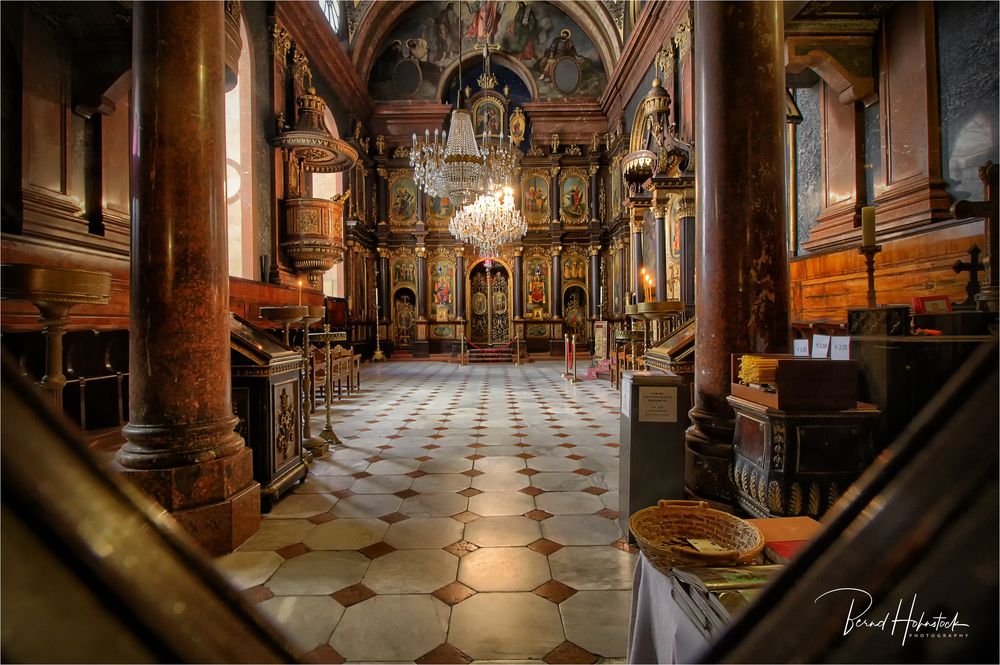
<box><xmin>728</xmin><ymin>396</ymin><xmax>880</xmax><ymax>519</ymax></box>
<box><xmin>230</xmin><ymin>314</ymin><xmax>309</xmax><ymax>512</ymax></box>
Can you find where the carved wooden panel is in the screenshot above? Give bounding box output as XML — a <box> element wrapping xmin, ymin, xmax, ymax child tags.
<box><xmin>272</xmin><ymin>380</ymin><xmax>300</xmax><ymax>473</ymax></box>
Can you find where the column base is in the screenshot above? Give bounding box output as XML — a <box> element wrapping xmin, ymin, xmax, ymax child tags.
<box><xmin>117</xmin><ymin>447</ymin><xmax>261</xmax><ymax>555</ymax></box>
<box><xmin>684</xmin><ymin>406</ymin><xmax>736</xmax><ymax>509</ymax></box>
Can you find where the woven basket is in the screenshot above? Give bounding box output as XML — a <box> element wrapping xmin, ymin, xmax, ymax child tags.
<box><xmin>629</xmin><ymin>500</ymin><xmax>764</xmax><ymax>575</ymax></box>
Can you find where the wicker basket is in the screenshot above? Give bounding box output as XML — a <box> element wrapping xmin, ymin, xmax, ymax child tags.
<box><xmin>629</xmin><ymin>500</ymin><xmax>764</xmax><ymax>575</ymax></box>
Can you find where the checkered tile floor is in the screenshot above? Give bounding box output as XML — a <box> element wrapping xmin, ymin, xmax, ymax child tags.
<box><xmin>215</xmin><ymin>361</ymin><xmax>636</xmax><ymax>663</ymax></box>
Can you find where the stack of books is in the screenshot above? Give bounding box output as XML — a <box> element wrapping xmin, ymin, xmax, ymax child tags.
<box><xmin>669</xmin><ymin>565</ymin><xmax>783</xmax><ymax>638</ymax></box>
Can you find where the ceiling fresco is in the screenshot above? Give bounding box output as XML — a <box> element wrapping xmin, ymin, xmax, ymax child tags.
<box><xmin>368</xmin><ymin>1</ymin><xmax>608</xmax><ymax>101</ymax></box>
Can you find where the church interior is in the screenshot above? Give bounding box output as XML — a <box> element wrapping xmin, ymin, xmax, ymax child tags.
<box><xmin>1</xmin><ymin>0</ymin><xmax>998</xmax><ymax>662</ymax></box>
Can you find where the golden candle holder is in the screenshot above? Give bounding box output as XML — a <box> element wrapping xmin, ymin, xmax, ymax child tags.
<box><xmin>313</xmin><ymin>324</ymin><xmax>347</xmax><ymax>446</ymax></box>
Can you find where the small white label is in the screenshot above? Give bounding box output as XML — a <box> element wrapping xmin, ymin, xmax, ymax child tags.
<box><xmin>830</xmin><ymin>336</ymin><xmax>851</xmax><ymax>360</ymax></box>
<box><xmin>811</xmin><ymin>334</ymin><xmax>831</xmax><ymax>358</ymax></box>
<box><xmin>793</xmin><ymin>339</ymin><xmax>809</xmax><ymax>357</ymax></box>
<box><xmin>621</xmin><ymin>381</ymin><xmax>629</xmax><ymax>418</ymax></box>
<box><xmin>638</xmin><ymin>386</ymin><xmax>678</xmax><ymax>422</ymax></box>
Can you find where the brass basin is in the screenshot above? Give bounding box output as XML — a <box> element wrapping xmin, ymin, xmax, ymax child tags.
<box><xmin>1</xmin><ymin>264</ymin><xmax>111</xmax><ymax>306</ymax></box>
<box><xmin>259</xmin><ymin>305</ymin><xmax>308</xmax><ymax>324</ymax></box>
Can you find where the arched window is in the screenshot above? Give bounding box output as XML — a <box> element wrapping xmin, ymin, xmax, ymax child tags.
<box><xmin>321</xmin><ymin>0</ymin><xmax>341</xmax><ymax>34</ymax></box>
<box><xmin>225</xmin><ymin>17</ymin><xmax>256</xmax><ymax>279</ymax></box>
<box><xmin>313</xmin><ymin>107</ymin><xmax>345</xmax><ymax>299</ymax></box>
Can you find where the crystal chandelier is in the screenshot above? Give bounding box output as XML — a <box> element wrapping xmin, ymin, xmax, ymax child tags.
<box><xmin>443</xmin><ymin>109</ymin><xmax>485</xmax><ymax>208</ymax></box>
<box><xmin>449</xmin><ymin>186</ymin><xmax>526</xmax><ymax>257</ymax></box>
<box><xmin>410</xmin><ymin>129</ymin><xmax>446</xmax><ymax>198</ymax></box>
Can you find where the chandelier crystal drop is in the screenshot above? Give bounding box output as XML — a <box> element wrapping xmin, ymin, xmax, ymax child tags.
<box><xmin>448</xmin><ymin>186</ymin><xmax>526</xmax><ymax>258</ymax></box>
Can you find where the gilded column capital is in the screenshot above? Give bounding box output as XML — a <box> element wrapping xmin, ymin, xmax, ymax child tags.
<box><xmin>588</xmin><ymin>244</ymin><xmax>601</xmax><ymax>257</ymax></box>
<box><xmin>588</xmin><ymin>164</ymin><xmax>599</xmax><ymax>177</ymax></box>
<box><xmin>376</xmin><ymin>167</ymin><xmax>388</xmax><ymax>179</ymax></box>
<box><xmin>513</xmin><ymin>246</ymin><xmax>524</xmax><ymax>257</ymax></box>
<box><xmin>549</xmin><ymin>245</ymin><xmax>562</xmax><ymax>257</ymax></box>
<box><xmin>549</xmin><ymin>165</ymin><xmax>561</xmax><ymax>178</ymax></box>
<box><xmin>454</xmin><ymin>246</ymin><xmax>466</xmax><ymax>258</ymax></box>
<box><xmin>677</xmin><ymin>199</ymin><xmax>696</xmax><ymax>218</ymax></box>
<box><xmin>415</xmin><ymin>246</ymin><xmax>427</xmax><ymax>258</ymax></box>
<box><xmin>376</xmin><ymin>246</ymin><xmax>390</xmax><ymax>258</ymax></box>
<box><xmin>653</xmin><ymin>205</ymin><xmax>671</xmax><ymax>219</ymax></box>
<box><xmin>629</xmin><ymin>220</ymin><xmax>644</xmax><ymax>235</ymax></box>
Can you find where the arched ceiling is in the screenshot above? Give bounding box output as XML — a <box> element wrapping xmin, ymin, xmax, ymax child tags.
<box><xmin>351</xmin><ymin>1</ymin><xmax>622</xmax><ymax>102</ymax></box>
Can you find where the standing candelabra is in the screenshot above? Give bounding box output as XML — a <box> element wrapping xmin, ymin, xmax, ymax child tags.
<box><xmin>858</xmin><ymin>244</ymin><xmax>883</xmax><ymax>308</ymax></box>
<box><xmin>300</xmin><ymin>306</ymin><xmax>328</xmax><ymax>458</ymax></box>
<box><xmin>314</xmin><ymin>323</ymin><xmax>346</xmax><ymax>446</ymax></box>
<box><xmin>372</xmin><ymin>302</ymin><xmax>386</xmax><ymax>362</ymax></box>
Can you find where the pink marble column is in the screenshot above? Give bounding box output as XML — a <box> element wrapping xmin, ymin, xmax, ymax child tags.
<box><xmin>686</xmin><ymin>0</ymin><xmax>789</xmax><ymax>507</ymax></box>
<box><xmin>115</xmin><ymin>1</ymin><xmax>260</xmax><ymax>554</ymax></box>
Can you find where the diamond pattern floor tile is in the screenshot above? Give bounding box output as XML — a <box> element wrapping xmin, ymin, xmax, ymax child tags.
<box><xmin>218</xmin><ymin>361</ymin><xmax>630</xmax><ymax>664</ymax></box>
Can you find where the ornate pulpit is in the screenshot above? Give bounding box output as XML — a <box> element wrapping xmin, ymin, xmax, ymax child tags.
<box><xmin>230</xmin><ymin>313</ymin><xmax>308</xmax><ymax>511</ymax></box>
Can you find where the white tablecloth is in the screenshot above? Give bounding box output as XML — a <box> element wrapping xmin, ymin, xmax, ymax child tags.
<box><xmin>628</xmin><ymin>553</ymin><xmax>711</xmax><ymax>664</ymax></box>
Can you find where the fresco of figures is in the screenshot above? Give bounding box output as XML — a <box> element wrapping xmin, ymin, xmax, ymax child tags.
<box><xmin>369</xmin><ymin>1</ymin><xmax>607</xmax><ymax>101</ymax></box>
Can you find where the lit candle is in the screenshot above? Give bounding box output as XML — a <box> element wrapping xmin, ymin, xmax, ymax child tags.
<box><xmin>861</xmin><ymin>206</ymin><xmax>876</xmax><ymax>248</ymax></box>
<box><xmin>297</xmin><ymin>279</ymin><xmax>303</xmax><ymax>306</ymax></box>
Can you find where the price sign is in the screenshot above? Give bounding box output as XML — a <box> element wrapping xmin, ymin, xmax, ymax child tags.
<box><xmin>830</xmin><ymin>336</ymin><xmax>851</xmax><ymax>360</ymax></box>
<box><xmin>793</xmin><ymin>339</ymin><xmax>809</xmax><ymax>357</ymax></box>
<box><xmin>811</xmin><ymin>334</ymin><xmax>831</xmax><ymax>358</ymax></box>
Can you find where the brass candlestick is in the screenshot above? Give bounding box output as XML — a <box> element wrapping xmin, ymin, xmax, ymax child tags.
<box><xmin>372</xmin><ymin>303</ymin><xmax>386</xmax><ymax>362</ymax></box>
<box><xmin>314</xmin><ymin>324</ymin><xmax>344</xmax><ymax>446</ymax></box>
<box><xmin>300</xmin><ymin>306</ymin><xmax>327</xmax><ymax>458</ymax></box>
<box><xmin>858</xmin><ymin>245</ymin><xmax>883</xmax><ymax>308</ymax></box>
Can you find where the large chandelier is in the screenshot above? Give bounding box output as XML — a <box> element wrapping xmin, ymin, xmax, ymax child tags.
<box><xmin>442</xmin><ymin>109</ymin><xmax>484</xmax><ymax>208</ymax></box>
<box><xmin>449</xmin><ymin>187</ymin><xmax>526</xmax><ymax>258</ymax></box>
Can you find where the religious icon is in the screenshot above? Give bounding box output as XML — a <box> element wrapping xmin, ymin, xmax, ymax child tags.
<box><xmin>564</xmin><ymin>287</ymin><xmax>587</xmax><ymax>338</ymax></box>
<box><xmin>474</xmin><ymin>99</ymin><xmax>504</xmax><ymax>138</ymax></box>
<box><xmin>394</xmin><ymin>258</ymin><xmax>416</xmax><ymax>284</ymax></box>
<box><xmin>560</xmin><ymin>173</ymin><xmax>588</xmax><ymax>223</ymax></box>
<box><xmin>472</xmin><ymin>291</ymin><xmax>488</xmax><ymax>316</ymax></box>
<box><xmin>427</xmin><ymin>194</ymin><xmax>454</xmax><ymax>224</ymax></box>
<box><xmin>389</xmin><ymin>176</ymin><xmax>417</xmax><ymax>223</ymax></box>
<box><xmin>521</xmin><ymin>173</ymin><xmax>549</xmax><ymax>224</ymax></box>
<box><xmin>509</xmin><ymin>107</ymin><xmax>526</xmax><ymax>145</ymax></box>
<box><xmin>526</xmin><ymin>258</ymin><xmax>548</xmax><ymax>313</ymax></box>
<box><xmin>493</xmin><ymin>290</ymin><xmax>508</xmax><ymax>315</ymax></box>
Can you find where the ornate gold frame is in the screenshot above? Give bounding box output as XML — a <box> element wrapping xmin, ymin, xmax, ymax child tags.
<box><xmin>387</xmin><ymin>169</ymin><xmax>417</xmax><ymax>226</ymax></box>
<box><xmin>471</xmin><ymin>97</ymin><xmax>505</xmax><ymax>139</ymax></box>
<box><xmin>520</xmin><ymin>168</ymin><xmax>551</xmax><ymax>227</ymax></box>
<box><xmin>559</xmin><ymin>167</ymin><xmax>590</xmax><ymax>225</ymax></box>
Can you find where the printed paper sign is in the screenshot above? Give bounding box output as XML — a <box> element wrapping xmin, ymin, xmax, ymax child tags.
<box><xmin>638</xmin><ymin>386</ymin><xmax>678</xmax><ymax>423</ymax></box>
<box><xmin>830</xmin><ymin>336</ymin><xmax>851</xmax><ymax>360</ymax></box>
<box><xmin>793</xmin><ymin>339</ymin><xmax>809</xmax><ymax>357</ymax></box>
<box><xmin>811</xmin><ymin>334</ymin><xmax>831</xmax><ymax>358</ymax></box>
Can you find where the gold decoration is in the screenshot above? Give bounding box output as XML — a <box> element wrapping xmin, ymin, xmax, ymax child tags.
<box><xmin>550</xmin><ymin>133</ymin><xmax>559</xmax><ymax>154</ymax></box>
<box><xmin>527</xmin><ymin>138</ymin><xmax>545</xmax><ymax>157</ymax></box>
<box><xmin>276</xmin><ymin>387</ymin><xmax>295</xmax><ymax>458</ymax></box>
<box><xmin>387</xmin><ymin>170</ymin><xmax>417</xmax><ymax>226</ymax></box>
<box><xmin>675</xmin><ymin>14</ymin><xmax>693</xmax><ymax>59</ymax></box>
<box><xmin>559</xmin><ymin>167</ymin><xmax>589</xmax><ymax>225</ymax></box>
<box><xmin>392</xmin><ymin>145</ymin><xmax>411</xmax><ymax>159</ymax></box>
<box><xmin>376</xmin><ymin>134</ymin><xmax>386</xmax><ymax>155</ymax></box>
<box><xmin>564</xmin><ymin>144</ymin><xmax>582</xmax><ymax>156</ymax></box>
<box><xmin>270</xmin><ymin>23</ymin><xmax>291</xmax><ymax>60</ymax></box>
<box><xmin>510</xmin><ymin>107</ymin><xmax>526</xmax><ymax>145</ymax></box>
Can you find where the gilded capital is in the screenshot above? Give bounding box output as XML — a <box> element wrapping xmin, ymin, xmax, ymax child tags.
<box><xmin>376</xmin><ymin>167</ymin><xmax>388</xmax><ymax>179</ymax></box>
<box><xmin>376</xmin><ymin>246</ymin><xmax>390</xmax><ymax>257</ymax></box>
<box><xmin>675</xmin><ymin>14</ymin><xmax>693</xmax><ymax>59</ymax></box>
<box><xmin>588</xmin><ymin>164</ymin><xmax>599</xmax><ymax>177</ymax></box>
<box><xmin>677</xmin><ymin>199</ymin><xmax>696</xmax><ymax>218</ymax></box>
<box><xmin>415</xmin><ymin>246</ymin><xmax>427</xmax><ymax>258</ymax></box>
<box><xmin>629</xmin><ymin>220</ymin><xmax>644</xmax><ymax>235</ymax></box>
<box><xmin>549</xmin><ymin>245</ymin><xmax>562</xmax><ymax>257</ymax></box>
<box><xmin>549</xmin><ymin>166</ymin><xmax>560</xmax><ymax>177</ymax></box>
<box><xmin>513</xmin><ymin>246</ymin><xmax>524</xmax><ymax>256</ymax></box>
<box><xmin>270</xmin><ymin>23</ymin><xmax>291</xmax><ymax>60</ymax></box>
<box><xmin>589</xmin><ymin>244</ymin><xmax>601</xmax><ymax>257</ymax></box>
<box><xmin>653</xmin><ymin>205</ymin><xmax>671</xmax><ymax>219</ymax></box>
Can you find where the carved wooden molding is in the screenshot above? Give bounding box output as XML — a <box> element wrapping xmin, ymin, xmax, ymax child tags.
<box><xmin>785</xmin><ymin>35</ymin><xmax>878</xmax><ymax>107</ymax></box>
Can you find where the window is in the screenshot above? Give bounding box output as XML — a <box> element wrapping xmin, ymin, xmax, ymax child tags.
<box><xmin>225</xmin><ymin>17</ymin><xmax>256</xmax><ymax>279</ymax></box>
<box><xmin>321</xmin><ymin>0</ymin><xmax>341</xmax><ymax>33</ymax></box>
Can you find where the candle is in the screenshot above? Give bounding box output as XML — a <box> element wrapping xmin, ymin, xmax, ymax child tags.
<box><xmin>297</xmin><ymin>279</ymin><xmax>303</xmax><ymax>306</ymax></box>
<box><xmin>861</xmin><ymin>206</ymin><xmax>876</xmax><ymax>248</ymax></box>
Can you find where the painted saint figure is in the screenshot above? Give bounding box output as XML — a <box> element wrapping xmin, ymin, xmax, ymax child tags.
<box><xmin>537</xmin><ymin>28</ymin><xmax>577</xmax><ymax>81</ymax></box>
<box><xmin>504</xmin><ymin>1</ymin><xmax>538</xmax><ymax>60</ymax></box>
<box><xmin>465</xmin><ymin>1</ymin><xmax>504</xmax><ymax>44</ymax></box>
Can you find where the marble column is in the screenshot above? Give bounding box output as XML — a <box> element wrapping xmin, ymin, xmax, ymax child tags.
<box><xmin>589</xmin><ymin>165</ymin><xmax>600</xmax><ymax>223</ymax></box>
<box><xmin>589</xmin><ymin>245</ymin><xmax>600</xmax><ymax>317</ymax></box>
<box><xmin>377</xmin><ymin>248</ymin><xmax>389</xmax><ymax>322</ymax></box>
<box><xmin>455</xmin><ymin>248</ymin><xmax>466</xmax><ymax>319</ymax></box>
<box><xmin>686</xmin><ymin>0</ymin><xmax>789</xmax><ymax>506</ymax></box>
<box><xmin>551</xmin><ymin>246</ymin><xmax>563</xmax><ymax>318</ymax></box>
<box><xmin>678</xmin><ymin>198</ymin><xmax>696</xmax><ymax>314</ymax></box>
<box><xmin>629</xmin><ymin>212</ymin><xmax>644</xmax><ymax>303</ymax></box>
<box><xmin>513</xmin><ymin>250</ymin><xmax>524</xmax><ymax>320</ymax></box>
<box><xmin>415</xmin><ymin>247</ymin><xmax>427</xmax><ymax>320</ymax></box>
<box><xmin>653</xmin><ymin>203</ymin><xmax>668</xmax><ymax>302</ymax></box>
<box><xmin>115</xmin><ymin>1</ymin><xmax>259</xmax><ymax>554</ymax></box>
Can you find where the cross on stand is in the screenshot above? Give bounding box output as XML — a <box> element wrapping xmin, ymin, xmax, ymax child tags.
<box><xmin>951</xmin><ymin>161</ymin><xmax>998</xmax><ymax>312</ymax></box>
<box><xmin>952</xmin><ymin>244</ymin><xmax>984</xmax><ymax>309</ymax></box>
